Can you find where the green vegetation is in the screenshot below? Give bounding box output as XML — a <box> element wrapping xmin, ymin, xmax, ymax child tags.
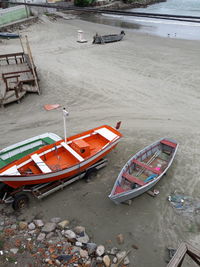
<box><xmin>74</xmin><ymin>0</ymin><xmax>95</xmax><ymax>7</ymax></box>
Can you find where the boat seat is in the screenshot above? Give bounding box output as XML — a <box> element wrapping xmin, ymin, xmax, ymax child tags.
<box><xmin>61</xmin><ymin>142</ymin><xmax>84</xmax><ymax>162</ymax></box>
<box><xmin>132</xmin><ymin>159</ymin><xmax>161</xmax><ymax>175</ymax></box>
<box><xmin>95</xmin><ymin>128</ymin><xmax>117</xmax><ymax>141</ymax></box>
<box><xmin>1</xmin><ymin>165</ymin><xmax>21</xmax><ymax>176</ymax></box>
<box><xmin>122</xmin><ymin>172</ymin><xmax>145</xmax><ymax>186</ymax></box>
<box><xmin>31</xmin><ymin>154</ymin><xmax>51</xmax><ymax>173</ymax></box>
<box><xmin>160</xmin><ymin>139</ymin><xmax>177</xmax><ymax>148</ymax></box>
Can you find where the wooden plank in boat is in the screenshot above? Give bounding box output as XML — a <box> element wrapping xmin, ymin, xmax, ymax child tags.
<box><xmin>1</xmin><ymin>165</ymin><xmax>21</xmax><ymax>176</ymax></box>
<box><xmin>61</xmin><ymin>142</ymin><xmax>84</xmax><ymax>162</ymax></box>
<box><xmin>95</xmin><ymin>128</ymin><xmax>117</xmax><ymax>141</ymax></box>
<box><xmin>122</xmin><ymin>172</ymin><xmax>145</xmax><ymax>186</ymax></box>
<box><xmin>132</xmin><ymin>159</ymin><xmax>161</xmax><ymax>175</ymax></box>
<box><xmin>31</xmin><ymin>154</ymin><xmax>51</xmax><ymax>173</ymax></box>
<box><xmin>161</xmin><ymin>139</ymin><xmax>177</xmax><ymax>148</ymax></box>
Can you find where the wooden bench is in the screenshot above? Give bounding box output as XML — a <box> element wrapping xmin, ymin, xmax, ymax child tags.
<box><xmin>31</xmin><ymin>154</ymin><xmax>51</xmax><ymax>173</ymax></box>
<box><xmin>122</xmin><ymin>172</ymin><xmax>145</xmax><ymax>186</ymax></box>
<box><xmin>160</xmin><ymin>139</ymin><xmax>177</xmax><ymax>148</ymax></box>
<box><xmin>61</xmin><ymin>142</ymin><xmax>84</xmax><ymax>162</ymax></box>
<box><xmin>132</xmin><ymin>159</ymin><xmax>161</xmax><ymax>175</ymax></box>
<box><xmin>95</xmin><ymin>128</ymin><xmax>118</xmax><ymax>141</ymax></box>
<box><xmin>1</xmin><ymin>165</ymin><xmax>21</xmax><ymax>176</ymax></box>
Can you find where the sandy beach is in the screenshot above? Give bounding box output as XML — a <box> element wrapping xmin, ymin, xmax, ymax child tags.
<box><xmin>0</xmin><ymin>15</ymin><xmax>200</xmax><ymax>266</ymax></box>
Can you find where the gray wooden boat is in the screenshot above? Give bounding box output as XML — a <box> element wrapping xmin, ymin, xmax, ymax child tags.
<box><xmin>109</xmin><ymin>138</ymin><xmax>179</xmax><ymax>204</ymax></box>
<box><xmin>93</xmin><ymin>31</ymin><xmax>125</xmax><ymax>44</ymax></box>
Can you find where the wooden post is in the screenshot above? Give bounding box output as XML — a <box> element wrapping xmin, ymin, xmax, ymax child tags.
<box><xmin>25</xmin><ymin>35</ymin><xmax>40</xmax><ymax>94</ymax></box>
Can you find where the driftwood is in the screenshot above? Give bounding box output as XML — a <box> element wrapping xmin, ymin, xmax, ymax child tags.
<box><xmin>114</xmin><ymin>249</ymin><xmax>131</xmax><ymax>267</ymax></box>
<box><xmin>167</xmin><ymin>242</ymin><xmax>200</xmax><ymax>267</ymax></box>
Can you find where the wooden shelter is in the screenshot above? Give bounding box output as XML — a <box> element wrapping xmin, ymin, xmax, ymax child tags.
<box><xmin>167</xmin><ymin>242</ymin><xmax>200</xmax><ymax>267</ymax></box>
<box><xmin>0</xmin><ymin>36</ymin><xmax>40</xmax><ymax>107</ymax></box>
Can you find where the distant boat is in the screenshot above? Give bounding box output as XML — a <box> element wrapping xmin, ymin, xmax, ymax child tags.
<box><xmin>0</xmin><ymin>133</ymin><xmax>62</xmax><ymax>169</ymax></box>
<box><xmin>0</xmin><ymin>125</ymin><xmax>122</xmax><ymax>189</ymax></box>
<box><xmin>0</xmin><ymin>32</ymin><xmax>20</xmax><ymax>39</ymax></box>
<box><xmin>93</xmin><ymin>31</ymin><xmax>125</xmax><ymax>44</ymax></box>
<box><xmin>109</xmin><ymin>138</ymin><xmax>178</xmax><ymax>204</ymax></box>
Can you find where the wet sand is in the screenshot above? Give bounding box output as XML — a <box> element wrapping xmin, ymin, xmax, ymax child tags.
<box><xmin>0</xmin><ymin>16</ymin><xmax>200</xmax><ymax>266</ymax></box>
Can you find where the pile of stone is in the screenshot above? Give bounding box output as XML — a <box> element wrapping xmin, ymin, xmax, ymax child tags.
<box><xmin>0</xmin><ymin>215</ymin><xmax>130</xmax><ymax>266</ymax></box>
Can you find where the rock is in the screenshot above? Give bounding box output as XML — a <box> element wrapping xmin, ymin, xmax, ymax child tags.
<box><xmin>57</xmin><ymin>220</ymin><xmax>69</xmax><ymax>229</ymax></box>
<box><xmin>28</xmin><ymin>230</ymin><xmax>36</xmax><ymax>235</ymax></box>
<box><xmin>74</xmin><ymin>226</ymin><xmax>85</xmax><ymax>235</ymax></box>
<box><xmin>116</xmin><ymin>233</ymin><xmax>124</xmax><ymax>244</ymax></box>
<box><xmin>11</xmin><ymin>224</ymin><xmax>17</xmax><ymax>230</ymax></box>
<box><xmin>19</xmin><ymin>221</ymin><xmax>28</xmax><ymax>230</ymax></box>
<box><xmin>75</xmin><ymin>241</ymin><xmax>83</xmax><ymax>247</ymax></box>
<box><xmin>103</xmin><ymin>255</ymin><xmax>111</xmax><ymax>267</ymax></box>
<box><xmin>55</xmin><ymin>259</ymin><xmax>61</xmax><ymax>265</ymax></box>
<box><xmin>37</xmin><ymin>232</ymin><xmax>46</xmax><ymax>241</ymax></box>
<box><xmin>85</xmin><ymin>260</ymin><xmax>92</xmax><ymax>266</ymax></box>
<box><xmin>113</xmin><ymin>257</ymin><xmax>117</xmax><ymax>263</ymax></box>
<box><xmin>50</xmin><ymin>217</ymin><xmax>62</xmax><ymax>223</ymax></box>
<box><xmin>42</xmin><ymin>223</ymin><xmax>56</xmax><ymax>233</ymax></box>
<box><xmin>116</xmin><ymin>251</ymin><xmax>127</xmax><ymax>260</ymax></box>
<box><xmin>71</xmin><ymin>246</ymin><xmax>81</xmax><ymax>253</ymax></box>
<box><xmin>76</xmin><ymin>233</ymin><xmax>89</xmax><ymax>243</ymax></box>
<box><xmin>46</xmin><ymin>232</ymin><xmax>54</xmax><ymax>239</ymax></box>
<box><xmin>110</xmin><ymin>247</ymin><xmax>119</xmax><ymax>255</ymax></box>
<box><xmin>124</xmin><ymin>256</ymin><xmax>130</xmax><ymax>265</ymax></box>
<box><xmin>34</xmin><ymin>220</ymin><xmax>44</xmax><ymax>227</ymax></box>
<box><xmin>96</xmin><ymin>257</ymin><xmax>103</xmax><ymax>263</ymax></box>
<box><xmin>86</xmin><ymin>243</ymin><xmax>97</xmax><ymax>255</ymax></box>
<box><xmin>64</xmin><ymin>230</ymin><xmax>76</xmax><ymax>240</ymax></box>
<box><xmin>10</xmin><ymin>248</ymin><xmax>19</xmax><ymax>254</ymax></box>
<box><xmin>96</xmin><ymin>245</ymin><xmax>105</xmax><ymax>256</ymax></box>
<box><xmin>28</xmin><ymin>223</ymin><xmax>36</xmax><ymax>230</ymax></box>
<box><xmin>80</xmin><ymin>249</ymin><xmax>88</xmax><ymax>258</ymax></box>
<box><xmin>55</xmin><ymin>230</ymin><xmax>63</xmax><ymax>240</ymax></box>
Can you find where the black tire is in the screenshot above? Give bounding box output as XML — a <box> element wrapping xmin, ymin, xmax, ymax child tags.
<box><xmin>12</xmin><ymin>194</ymin><xmax>29</xmax><ymax>210</ymax></box>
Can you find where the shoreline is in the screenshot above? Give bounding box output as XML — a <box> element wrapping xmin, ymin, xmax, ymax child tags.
<box><xmin>95</xmin><ymin>0</ymin><xmax>167</xmax><ymax>10</ymax></box>
<box><xmin>0</xmin><ymin>15</ymin><xmax>200</xmax><ymax>267</ymax></box>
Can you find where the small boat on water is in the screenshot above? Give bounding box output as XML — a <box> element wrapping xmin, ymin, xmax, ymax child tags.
<box><xmin>93</xmin><ymin>31</ymin><xmax>125</xmax><ymax>44</ymax></box>
<box><xmin>0</xmin><ymin>133</ymin><xmax>62</xmax><ymax>169</ymax></box>
<box><xmin>0</xmin><ymin>125</ymin><xmax>122</xmax><ymax>189</ymax></box>
<box><xmin>109</xmin><ymin>138</ymin><xmax>178</xmax><ymax>204</ymax></box>
<box><xmin>0</xmin><ymin>32</ymin><xmax>20</xmax><ymax>39</ymax></box>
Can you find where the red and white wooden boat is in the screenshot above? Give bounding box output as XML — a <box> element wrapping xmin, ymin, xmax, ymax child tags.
<box><xmin>0</xmin><ymin>125</ymin><xmax>122</xmax><ymax>189</ymax></box>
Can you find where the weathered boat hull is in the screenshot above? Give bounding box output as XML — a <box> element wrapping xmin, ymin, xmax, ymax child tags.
<box><xmin>109</xmin><ymin>138</ymin><xmax>178</xmax><ymax>204</ymax></box>
<box><xmin>0</xmin><ymin>33</ymin><xmax>20</xmax><ymax>39</ymax></box>
<box><xmin>93</xmin><ymin>31</ymin><xmax>125</xmax><ymax>44</ymax></box>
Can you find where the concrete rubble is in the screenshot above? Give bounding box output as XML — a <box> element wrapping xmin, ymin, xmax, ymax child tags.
<box><xmin>0</xmin><ymin>212</ymin><xmax>131</xmax><ymax>266</ymax></box>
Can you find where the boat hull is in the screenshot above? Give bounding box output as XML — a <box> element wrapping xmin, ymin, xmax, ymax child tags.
<box><xmin>0</xmin><ymin>125</ymin><xmax>122</xmax><ymax>188</ymax></box>
<box><xmin>109</xmin><ymin>138</ymin><xmax>178</xmax><ymax>204</ymax></box>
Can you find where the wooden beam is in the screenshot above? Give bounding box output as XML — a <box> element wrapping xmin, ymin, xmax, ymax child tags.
<box><xmin>167</xmin><ymin>242</ymin><xmax>200</xmax><ymax>267</ymax></box>
<box><xmin>167</xmin><ymin>243</ymin><xmax>187</xmax><ymax>267</ymax></box>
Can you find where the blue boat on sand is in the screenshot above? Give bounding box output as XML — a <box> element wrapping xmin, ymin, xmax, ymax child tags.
<box><xmin>0</xmin><ymin>32</ymin><xmax>20</xmax><ymax>39</ymax></box>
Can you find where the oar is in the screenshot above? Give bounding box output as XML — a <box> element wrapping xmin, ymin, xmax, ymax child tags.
<box><xmin>136</xmin><ymin>150</ymin><xmax>160</xmax><ymax>177</ymax></box>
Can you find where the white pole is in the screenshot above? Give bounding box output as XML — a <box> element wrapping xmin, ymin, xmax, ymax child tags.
<box><xmin>63</xmin><ymin>108</ymin><xmax>69</xmax><ymax>143</ymax></box>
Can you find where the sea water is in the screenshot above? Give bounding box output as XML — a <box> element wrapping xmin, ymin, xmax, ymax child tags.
<box><xmin>80</xmin><ymin>0</ymin><xmax>200</xmax><ymax>40</ymax></box>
